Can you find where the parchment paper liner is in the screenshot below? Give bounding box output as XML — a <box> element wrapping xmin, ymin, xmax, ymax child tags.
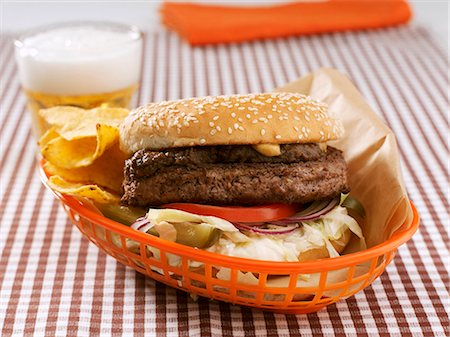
<box><xmin>219</xmin><ymin>68</ymin><xmax>413</xmax><ymax>296</ymax></box>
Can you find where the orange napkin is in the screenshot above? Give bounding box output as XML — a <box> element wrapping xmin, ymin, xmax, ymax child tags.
<box><xmin>161</xmin><ymin>0</ymin><xmax>412</xmax><ymax>45</ymax></box>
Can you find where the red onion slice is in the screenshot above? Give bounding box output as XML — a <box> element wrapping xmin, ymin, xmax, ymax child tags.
<box><xmin>131</xmin><ymin>216</ymin><xmax>152</xmax><ymax>232</ymax></box>
<box><xmin>234</xmin><ymin>222</ymin><xmax>299</xmax><ymax>235</ymax></box>
<box><xmin>271</xmin><ymin>197</ymin><xmax>340</xmax><ymax>224</ymax></box>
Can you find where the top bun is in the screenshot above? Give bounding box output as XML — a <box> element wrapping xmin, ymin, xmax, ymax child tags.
<box><xmin>119</xmin><ymin>92</ymin><xmax>344</xmax><ymax>154</ymax></box>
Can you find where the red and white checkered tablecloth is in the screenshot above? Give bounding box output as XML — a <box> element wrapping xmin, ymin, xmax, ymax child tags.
<box><xmin>0</xmin><ymin>26</ymin><xmax>449</xmax><ymax>336</ymax></box>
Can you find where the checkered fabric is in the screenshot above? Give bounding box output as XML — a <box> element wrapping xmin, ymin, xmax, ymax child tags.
<box><xmin>0</xmin><ymin>26</ymin><xmax>449</xmax><ymax>336</ymax></box>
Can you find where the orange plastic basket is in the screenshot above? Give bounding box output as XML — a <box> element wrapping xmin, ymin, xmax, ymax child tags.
<box><xmin>40</xmin><ymin>164</ymin><xmax>419</xmax><ymax>314</ymax></box>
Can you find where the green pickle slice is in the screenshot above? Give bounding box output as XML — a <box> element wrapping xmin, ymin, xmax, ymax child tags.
<box><xmin>95</xmin><ymin>203</ymin><xmax>220</xmax><ymax>249</ymax></box>
<box><xmin>95</xmin><ymin>203</ymin><xmax>147</xmax><ymax>226</ymax></box>
<box><xmin>172</xmin><ymin>222</ymin><xmax>220</xmax><ymax>249</ymax></box>
<box><xmin>341</xmin><ymin>195</ymin><xmax>366</xmax><ymax>218</ymax></box>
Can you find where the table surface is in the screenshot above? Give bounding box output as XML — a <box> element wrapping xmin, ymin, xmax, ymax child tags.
<box><xmin>1</xmin><ymin>24</ymin><xmax>449</xmax><ymax>337</ymax></box>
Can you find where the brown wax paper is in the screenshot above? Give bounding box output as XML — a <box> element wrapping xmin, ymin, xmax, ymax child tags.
<box><xmin>276</xmin><ymin>68</ymin><xmax>413</xmax><ymax>248</ymax></box>
<box><xmin>214</xmin><ymin>68</ymin><xmax>415</xmax><ymax>297</ymax></box>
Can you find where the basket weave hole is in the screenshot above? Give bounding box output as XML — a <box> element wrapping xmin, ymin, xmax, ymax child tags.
<box><xmin>142</xmin><ymin>246</ymin><xmax>161</xmax><ymax>262</ymax></box>
<box><xmin>190</xmin><ymin>278</ymin><xmax>206</xmax><ymax>289</ymax></box>
<box><xmin>123</xmin><ymin>240</ymin><xmax>142</xmax><ymax>259</ymax></box>
<box><xmin>317</xmin><ymin>297</ymin><xmax>336</xmax><ymax>305</ymax></box>
<box><xmin>163</xmin><ymin>252</ymin><xmax>183</xmax><ymax>269</ymax></box>
<box><xmin>169</xmin><ymin>273</ymin><xmax>184</xmax><ymax>287</ymax></box>
<box><xmin>78</xmin><ymin>216</ymin><xmax>92</xmax><ymax>235</ymax></box>
<box><xmin>71</xmin><ymin>211</ymin><xmax>80</xmax><ymax>222</ymax></box>
<box><xmin>263</xmin><ymin>273</ymin><xmax>297</xmax><ymax>289</ymax></box>
<box><xmin>212</xmin><ymin>285</ymin><xmax>230</xmax><ymax>295</ymax></box>
<box><xmin>291</xmin><ymin>293</ymin><xmax>315</xmax><ymax>302</ymax></box>
<box><xmin>92</xmin><ymin>223</ymin><xmax>106</xmax><ymax>241</ymax></box>
<box><xmin>236</xmin><ymin>271</ymin><xmax>259</xmax><ymax>285</ymax></box>
<box><xmin>376</xmin><ymin>255</ymin><xmax>386</xmax><ymax>265</ymax></box>
<box><xmin>209</xmin><ymin>267</ymin><xmax>232</xmax><ymax>283</ymax></box>
<box><xmin>187</xmin><ymin>260</ymin><xmax>206</xmax><ymax>275</ymax></box>
<box><xmin>130</xmin><ymin>258</ymin><xmax>146</xmax><ymax>271</ymax></box>
<box><xmin>263</xmin><ymin>293</ymin><xmax>286</xmax><ymax>302</ymax></box>
<box><xmin>237</xmin><ymin>290</ymin><xmax>256</xmax><ymax>299</ymax></box>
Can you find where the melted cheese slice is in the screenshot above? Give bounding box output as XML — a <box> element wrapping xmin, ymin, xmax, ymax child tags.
<box><xmin>252</xmin><ymin>144</ymin><xmax>281</xmax><ymax>156</ymax></box>
<box><xmin>252</xmin><ymin>143</ymin><xmax>327</xmax><ymax>157</ymax></box>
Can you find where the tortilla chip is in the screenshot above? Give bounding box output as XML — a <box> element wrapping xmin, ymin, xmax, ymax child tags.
<box><xmin>38</xmin><ymin>106</ymin><xmax>129</xmax><ymax>203</ymax></box>
<box><xmin>41</xmin><ymin>124</ymin><xmax>119</xmax><ymax>168</ymax></box>
<box><xmin>48</xmin><ymin>176</ymin><xmax>120</xmax><ymax>204</ymax></box>
<box><xmin>43</xmin><ymin>142</ymin><xmax>127</xmax><ymax>193</ymax></box>
<box><xmin>39</xmin><ymin>106</ymin><xmax>128</xmax><ymax>140</ymax></box>
<box><xmin>38</xmin><ymin>128</ymin><xmax>59</xmax><ymax>148</ymax></box>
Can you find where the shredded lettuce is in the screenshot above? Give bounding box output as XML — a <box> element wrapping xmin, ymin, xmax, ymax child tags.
<box><xmin>208</xmin><ymin>205</ymin><xmax>365</xmax><ymax>262</ymax></box>
<box><xmin>139</xmin><ymin>205</ymin><xmax>365</xmax><ymax>266</ymax></box>
<box><xmin>207</xmin><ymin>236</ymin><xmax>299</xmax><ymax>262</ymax></box>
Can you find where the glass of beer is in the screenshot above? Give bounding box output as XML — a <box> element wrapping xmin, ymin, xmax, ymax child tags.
<box><xmin>14</xmin><ymin>21</ymin><xmax>143</xmax><ymax>137</ymax></box>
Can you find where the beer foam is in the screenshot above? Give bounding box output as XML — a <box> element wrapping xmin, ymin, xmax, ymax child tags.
<box><xmin>15</xmin><ymin>24</ymin><xmax>142</xmax><ymax>95</ymax></box>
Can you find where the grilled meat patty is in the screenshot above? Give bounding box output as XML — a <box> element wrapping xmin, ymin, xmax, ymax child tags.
<box><xmin>121</xmin><ymin>143</ymin><xmax>349</xmax><ymax>206</ymax></box>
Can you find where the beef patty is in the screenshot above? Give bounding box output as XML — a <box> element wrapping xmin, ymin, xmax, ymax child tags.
<box><xmin>121</xmin><ymin>143</ymin><xmax>349</xmax><ymax>207</ymax></box>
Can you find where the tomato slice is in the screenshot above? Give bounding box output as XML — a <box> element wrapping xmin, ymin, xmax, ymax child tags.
<box><xmin>161</xmin><ymin>203</ymin><xmax>298</xmax><ymax>223</ymax></box>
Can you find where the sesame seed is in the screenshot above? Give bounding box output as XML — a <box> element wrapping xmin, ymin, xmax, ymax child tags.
<box><xmin>275</xmin><ymin>135</ymin><xmax>281</xmax><ymax>139</ymax></box>
<box><xmin>261</xmin><ymin>129</ymin><xmax>266</xmax><ymax>136</ymax></box>
<box><xmin>216</xmin><ymin>126</ymin><xmax>222</xmax><ymax>131</ymax></box>
<box><xmin>231</xmin><ymin>112</ymin><xmax>236</xmax><ymax>118</ymax></box>
<box><xmin>246</xmin><ymin>114</ymin><xmax>251</xmax><ymax>119</ymax></box>
<box><xmin>209</xmin><ymin>122</ymin><xmax>215</xmax><ymax>127</ymax></box>
<box><xmin>213</xmin><ymin>116</ymin><xmax>219</xmax><ymax>121</ymax></box>
<box><xmin>200</xmin><ymin>138</ymin><xmax>206</xmax><ymax>144</ymax></box>
<box><xmin>234</xmin><ymin>123</ymin><xmax>239</xmax><ymax>129</ymax></box>
<box><xmin>228</xmin><ymin>127</ymin><xmax>233</xmax><ymax>134</ymax></box>
<box><xmin>238</xmin><ymin>126</ymin><xmax>244</xmax><ymax>131</ymax></box>
<box><xmin>210</xmin><ymin>129</ymin><xmax>217</xmax><ymax>135</ymax></box>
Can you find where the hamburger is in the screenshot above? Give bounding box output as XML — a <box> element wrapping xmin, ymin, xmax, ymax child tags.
<box><xmin>118</xmin><ymin>92</ymin><xmax>364</xmax><ymax>262</ymax></box>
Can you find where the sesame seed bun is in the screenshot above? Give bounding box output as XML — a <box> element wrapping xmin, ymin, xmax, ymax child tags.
<box><xmin>119</xmin><ymin>93</ymin><xmax>344</xmax><ymax>154</ymax></box>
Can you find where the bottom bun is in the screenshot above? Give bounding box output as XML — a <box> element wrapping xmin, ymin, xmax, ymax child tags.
<box><xmin>298</xmin><ymin>227</ymin><xmax>351</xmax><ymax>262</ymax></box>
